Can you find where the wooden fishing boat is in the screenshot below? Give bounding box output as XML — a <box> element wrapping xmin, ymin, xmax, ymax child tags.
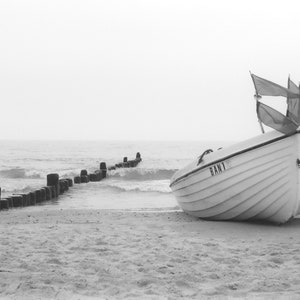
<box><xmin>170</xmin><ymin>74</ymin><xmax>300</xmax><ymax>223</ymax></box>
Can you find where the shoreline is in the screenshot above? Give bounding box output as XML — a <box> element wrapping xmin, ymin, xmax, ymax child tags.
<box><xmin>0</xmin><ymin>208</ymin><xmax>300</xmax><ymax>299</ymax></box>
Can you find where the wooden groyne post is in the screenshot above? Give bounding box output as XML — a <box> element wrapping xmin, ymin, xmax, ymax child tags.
<box><xmin>100</xmin><ymin>162</ymin><xmax>107</xmax><ymax>178</ymax></box>
<box><xmin>47</xmin><ymin>173</ymin><xmax>60</xmax><ymax>196</ymax></box>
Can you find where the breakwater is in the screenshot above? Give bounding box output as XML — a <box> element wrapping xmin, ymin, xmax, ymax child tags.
<box><xmin>0</xmin><ymin>152</ymin><xmax>142</xmax><ymax>211</ymax></box>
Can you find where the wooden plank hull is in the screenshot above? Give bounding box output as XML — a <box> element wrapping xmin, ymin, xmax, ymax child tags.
<box><xmin>170</xmin><ymin>131</ymin><xmax>300</xmax><ymax>223</ymax></box>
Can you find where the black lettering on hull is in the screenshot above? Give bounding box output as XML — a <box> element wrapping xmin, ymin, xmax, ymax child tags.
<box><xmin>209</xmin><ymin>161</ymin><xmax>227</xmax><ymax>176</ymax></box>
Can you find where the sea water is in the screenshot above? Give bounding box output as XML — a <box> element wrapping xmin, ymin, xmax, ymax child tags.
<box><xmin>0</xmin><ymin>140</ymin><xmax>232</xmax><ymax>211</ymax></box>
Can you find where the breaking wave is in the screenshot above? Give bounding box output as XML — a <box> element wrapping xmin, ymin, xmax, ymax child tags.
<box><xmin>1</xmin><ymin>185</ymin><xmax>38</xmax><ymax>194</ymax></box>
<box><xmin>108</xmin><ymin>168</ymin><xmax>177</xmax><ymax>181</ymax></box>
<box><xmin>0</xmin><ymin>168</ymin><xmax>42</xmax><ymax>179</ymax></box>
<box><xmin>101</xmin><ymin>182</ymin><xmax>172</xmax><ymax>194</ymax></box>
<box><xmin>101</xmin><ymin>168</ymin><xmax>174</xmax><ymax>194</ymax></box>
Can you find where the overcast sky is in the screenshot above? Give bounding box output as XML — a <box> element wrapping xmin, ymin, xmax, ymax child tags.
<box><xmin>1</xmin><ymin>0</ymin><xmax>300</xmax><ymax>141</ymax></box>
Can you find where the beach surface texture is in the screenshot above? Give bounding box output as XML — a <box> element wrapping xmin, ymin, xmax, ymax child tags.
<box><xmin>0</xmin><ymin>208</ymin><xmax>300</xmax><ymax>300</ymax></box>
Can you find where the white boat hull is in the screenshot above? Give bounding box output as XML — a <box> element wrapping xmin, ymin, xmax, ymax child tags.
<box><xmin>170</xmin><ymin>130</ymin><xmax>300</xmax><ymax>223</ymax></box>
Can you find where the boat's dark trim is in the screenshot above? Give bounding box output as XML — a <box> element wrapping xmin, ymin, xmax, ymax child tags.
<box><xmin>170</xmin><ymin>131</ymin><xmax>298</xmax><ymax>187</ymax></box>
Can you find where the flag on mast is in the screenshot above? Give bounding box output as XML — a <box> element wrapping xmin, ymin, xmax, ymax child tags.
<box><xmin>251</xmin><ymin>74</ymin><xmax>299</xmax><ymax>98</ymax></box>
<box><xmin>257</xmin><ymin>102</ymin><xmax>298</xmax><ymax>134</ymax></box>
<box><xmin>251</xmin><ymin>73</ymin><xmax>300</xmax><ymax>135</ymax></box>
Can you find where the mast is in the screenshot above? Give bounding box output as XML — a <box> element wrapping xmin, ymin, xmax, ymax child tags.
<box><xmin>298</xmin><ymin>81</ymin><xmax>300</xmax><ymax>127</ymax></box>
<box><xmin>255</xmin><ymin>95</ymin><xmax>265</xmax><ymax>134</ymax></box>
<box><xmin>287</xmin><ymin>74</ymin><xmax>290</xmax><ymax>117</ymax></box>
<box><xmin>250</xmin><ymin>71</ymin><xmax>265</xmax><ymax>134</ymax></box>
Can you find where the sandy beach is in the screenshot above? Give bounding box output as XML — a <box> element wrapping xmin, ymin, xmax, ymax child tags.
<box><xmin>0</xmin><ymin>208</ymin><xmax>300</xmax><ymax>300</ymax></box>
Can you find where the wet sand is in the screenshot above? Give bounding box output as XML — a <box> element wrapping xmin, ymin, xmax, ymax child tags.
<box><xmin>0</xmin><ymin>208</ymin><xmax>300</xmax><ymax>299</ymax></box>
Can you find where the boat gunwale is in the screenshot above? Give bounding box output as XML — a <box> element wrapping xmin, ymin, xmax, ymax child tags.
<box><xmin>169</xmin><ymin>131</ymin><xmax>298</xmax><ymax>188</ymax></box>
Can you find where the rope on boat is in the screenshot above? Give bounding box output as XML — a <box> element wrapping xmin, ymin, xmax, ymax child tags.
<box><xmin>197</xmin><ymin>149</ymin><xmax>213</xmax><ymax>166</ymax></box>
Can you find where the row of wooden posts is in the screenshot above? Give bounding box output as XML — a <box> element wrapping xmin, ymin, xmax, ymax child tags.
<box><xmin>0</xmin><ymin>152</ymin><xmax>142</xmax><ymax>211</ymax></box>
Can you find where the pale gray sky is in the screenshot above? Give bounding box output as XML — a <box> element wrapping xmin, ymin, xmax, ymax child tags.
<box><xmin>1</xmin><ymin>0</ymin><xmax>300</xmax><ymax>141</ymax></box>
